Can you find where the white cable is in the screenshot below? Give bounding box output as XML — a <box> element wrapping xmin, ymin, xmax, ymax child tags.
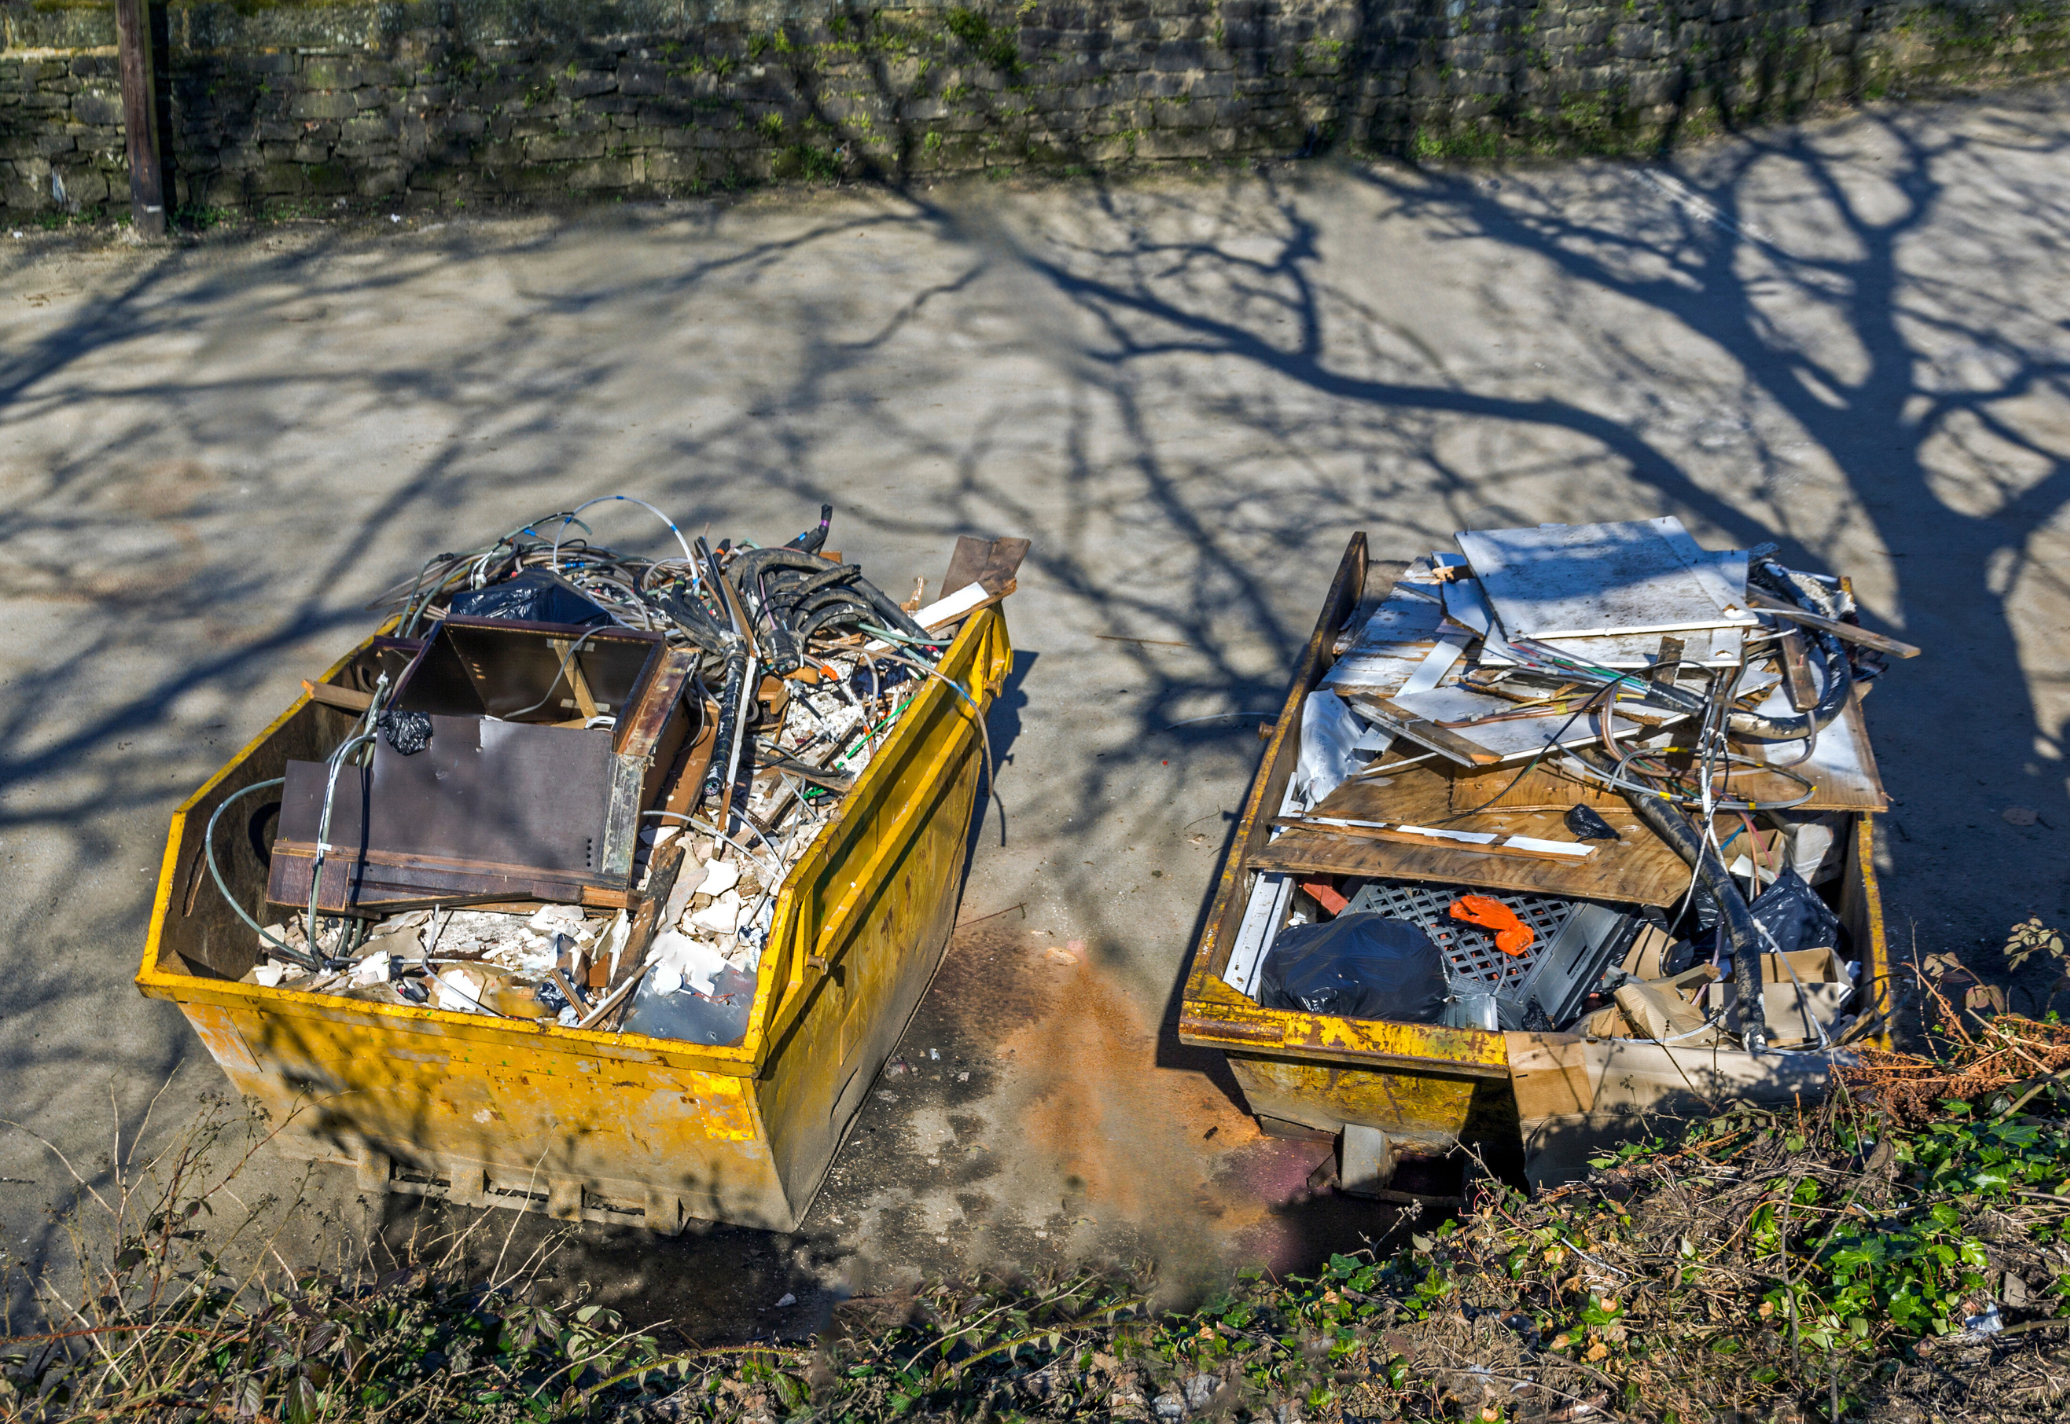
<box><xmin>550</xmin><ymin>495</ymin><xmax>696</xmax><ymax>570</ymax></box>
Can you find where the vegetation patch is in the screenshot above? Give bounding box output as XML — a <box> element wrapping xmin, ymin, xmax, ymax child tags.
<box><xmin>10</xmin><ymin>935</ymin><xmax>2070</xmax><ymax>1419</ymax></box>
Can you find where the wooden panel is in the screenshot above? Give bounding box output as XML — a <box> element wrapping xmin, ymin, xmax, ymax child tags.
<box><xmin>1733</xmin><ymin>685</ymin><xmax>1889</xmax><ymax>811</ymax></box>
<box><xmin>1185</xmin><ymin>535</ymin><xmax>1370</xmax><ymax>993</ymax></box>
<box><xmin>1254</xmin><ymin>765</ymin><xmax>1696</xmax><ymax>904</ymax></box>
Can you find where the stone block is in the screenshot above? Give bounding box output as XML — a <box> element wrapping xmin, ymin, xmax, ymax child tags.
<box><xmin>357</xmin><ymin>163</ymin><xmax>406</xmax><ymax>194</ymax></box>
<box><xmin>619</xmin><ymin>61</ymin><xmax>665</xmax><ymax>95</ymax></box>
<box><xmin>301</xmin><ymin>59</ymin><xmax>362</xmax><ymax>89</ymax></box>
<box><xmin>524</xmin><ymin>132</ymin><xmax>606</xmax><ymax>160</ymax></box>
<box><xmin>71</xmin><ymin>91</ymin><xmax>122</xmax><ymax>126</ymax></box>
<box><xmin>290</xmin><ymin>91</ymin><xmax>359</xmax><ymax>120</ymax></box>
<box><xmin>563</xmin><ymin>70</ymin><xmax>615</xmax><ymax>97</ymax></box>
<box><xmin>341</xmin><ymin>112</ymin><xmax>396</xmax><ymax>142</ymax></box>
<box><xmin>36</xmin><ymin>133</ymin><xmax>76</xmax><ymax>155</ymax></box>
<box><xmin>228</xmin><ymin>52</ymin><xmax>297</xmax><ymax>75</ymax></box>
<box><xmin>60</xmin><ymin>168</ymin><xmax>110</xmax><ymax>204</ymax></box>
<box><xmin>256</xmin><ymin>161</ymin><xmax>311</xmax><ymax>195</ymax></box>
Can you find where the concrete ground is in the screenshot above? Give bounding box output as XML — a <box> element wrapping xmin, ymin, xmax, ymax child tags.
<box><xmin>6</xmin><ymin>82</ymin><xmax>2070</xmax><ymax>1337</ymax></box>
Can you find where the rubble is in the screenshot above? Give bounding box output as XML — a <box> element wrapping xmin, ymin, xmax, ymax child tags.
<box><xmin>211</xmin><ymin>501</ymin><xmax>1027</xmax><ymax>1047</ymax></box>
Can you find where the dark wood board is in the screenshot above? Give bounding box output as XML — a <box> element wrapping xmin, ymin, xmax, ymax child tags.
<box><xmin>1251</xmin><ymin>762</ymin><xmax>1697</xmax><ymax>905</ymax></box>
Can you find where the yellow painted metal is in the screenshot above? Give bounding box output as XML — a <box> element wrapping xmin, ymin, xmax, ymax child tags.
<box><xmin>138</xmin><ymin>606</ymin><xmax>1012</xmax><ymax>1233</ymax></box>
<box><xmin>1178</xmin><ymin>535</ymin><xmax>1892</xmax><ymax>1153</ymax></box>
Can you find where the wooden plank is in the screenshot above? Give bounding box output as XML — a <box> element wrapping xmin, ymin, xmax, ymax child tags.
<box><xmin>1183</xmin><ymin>535</ymin><xmax>1367</xmax><ymax>1002</ymax></box>
<box><xmin>1779</xmin><ymin>627</ymin><xmax>1818</xmax><ymax>710</ymax></box>
<box><xmin>1733</xmin><ymin>684</ymin><xmax>1889</xmax><ymax>811</ymax></box>
<box><xmin>113</xmin><ymin>0</ymin><xmax>169</xmax><ymax>237</ymax></box>
<box><xmin>1248</xmin><ymin>823</ymin><xmax>1695</xmax><ymax>905</ymax></box>
<box><xmin>1747</xmin><ymin>591</ymin><xmax>1920</xmax><ymax>658</ymax></box>
<box><xmin>1270</xmin><ymin>817</ymin><xmax>1595</xmax><ymax>863</ymax></box>
<box><xmin>941</xmin><ymin>536</ymin><xmax>1032</xmax><ymax>598</ymax></box>
<box><xmin>302</xmin><ymin>680</ymin><xmax>374</xmax><ymax>713</ymax></box>
<box><xmin>1255</xmin><ymin>770</ymin><xmax>1698</xmax><ymax>903</ymax></box>
<box><xmin>1446</xmin><ymin>760</ymin><xmax>1619</xmax><ymax>813</ymax></box>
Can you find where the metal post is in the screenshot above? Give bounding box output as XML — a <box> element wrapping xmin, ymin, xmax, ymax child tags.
<box><xmin>113</xmin><ymin>0</ymin><xmax>167</xmax><ymax>236</ymax></box>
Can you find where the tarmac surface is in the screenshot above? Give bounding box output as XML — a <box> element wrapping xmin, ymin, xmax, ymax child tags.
<box><xmin>5</xmin><ymin>83</ymin><xmax>2070</xmax><ymax>1335</ymax></box>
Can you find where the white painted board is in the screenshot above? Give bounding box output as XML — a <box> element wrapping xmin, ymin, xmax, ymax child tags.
<box><xmin>1455</xmin><ymin>518</ymin><xmax>1757</xmax><ymax>639</ymax></box>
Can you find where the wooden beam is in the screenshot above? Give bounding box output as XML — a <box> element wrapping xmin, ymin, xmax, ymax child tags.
<box><xmin>113</xmin><ymin>0</ymin><xmax>169</xmax><ymax>236</ymax></box>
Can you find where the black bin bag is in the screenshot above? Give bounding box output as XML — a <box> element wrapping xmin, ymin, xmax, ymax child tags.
<box><xmin>1258</xmin><ymin>913</ymin><xmax>1448</xmax><ymax>1023</ymax></box>
<box><xmin>446</xmin><ymin>570</ymin><xmax>614</xmax><ymax>627</ymax></box>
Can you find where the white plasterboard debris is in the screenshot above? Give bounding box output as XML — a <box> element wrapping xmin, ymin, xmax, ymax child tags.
<box><xmin>1477</xmin><ymin>623</ymin><xmax>1746</xmax><ymax>669</ymax></box>
<box><xmin>1505</xmin><ymin>835</ymin><xmax>1594</xmax><ymax>857</ymax></box>
<box><xmin>1399</xmin><ymin>552</ymin><xmax>1469</xmax><ymax>584</ymax></box>
<box><xmin>435</xmin><ymin>967</ymin><xmax>485</xmax><ymax>1013</ymax></box>
<box><xmin>1223</xmin><ymin>870</ymin><xmax>1294</xmax><ymax>999</ymax></box>
<box><xmin>1323</xmin><ymin>647</ymin><xmax>1434</xmax><ymax>696</ymax></box>
<box><xmin>1397</xmin><ymin>637</ymin><xmax>1469</xmax><ymax>696</ymax></box>
<box><xmin>1295</xmin><ymin>691</ymin><xmax>1364</xmax><ymax>805</ymax></box>
<box><xmin>1393</xmin><ymin>824</ymin><xmax>1498</xmax><ymax>844</ymax></box>
<box><xmin>699</xmin><ymin>859</ymin><xmax>741</xmax><ymax>897</ymax></box>
<box><xmin>1455</xmin><ymin>519</ymin><xmax>1757</xmax><ymax>639</ymax></box>
<box><xmin>1441</xmin><ymin>578</ymin><xmax>1495</xmax><ymax>636</ymax></box>
<box><xmin>690</xmin><ymin>889</ymin><xmax>745</xmax><ymax>936</ymax></box>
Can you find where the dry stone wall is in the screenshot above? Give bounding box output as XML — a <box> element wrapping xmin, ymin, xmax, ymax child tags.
<box><xmin>3</xmin><ymin>0</ymin><xmax>2068</xmax><ymax>216</ymax></box>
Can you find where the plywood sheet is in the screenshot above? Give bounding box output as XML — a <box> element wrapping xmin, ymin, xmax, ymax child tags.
<box><xmin>1456</xmin><ymin>518</ymin><xmax>1756</xmax><ymax>639</ymax></box>
<box><xmin>1251</xmin><ymin>768</ymin><xmax>1700</xmax><ymax>905</ymax></box>
<box><xmin>1734</xmin><ymin>686</ymin><xmax>1888</xmax><ymax>812</ymax></box>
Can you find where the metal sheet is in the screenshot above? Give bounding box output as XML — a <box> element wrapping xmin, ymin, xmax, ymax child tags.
<box><xmin>1455</xmin><ymin>518</ymin><xmax>1757</xmax><ymax>639</ymax></box>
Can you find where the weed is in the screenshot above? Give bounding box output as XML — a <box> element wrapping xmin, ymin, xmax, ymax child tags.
<box><xmin>945</xmin><ymin>8</ymin><xmax>1020</xmax><ymax>74</ymax></box>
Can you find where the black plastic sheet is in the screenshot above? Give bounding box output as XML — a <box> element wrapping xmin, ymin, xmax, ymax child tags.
<box><xmin>1259</xmin><ymin>913</ymin><xmax>1449</xmax><ymax>1023</ymax></box>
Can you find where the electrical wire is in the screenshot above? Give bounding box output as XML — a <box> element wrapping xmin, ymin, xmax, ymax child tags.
<box><xmin>874</xmin><ymin>652</ymin><xmax>1005</xmax><ymax>846</ymax></box>
<box><xmin>500</xmin><ymin>626</ymin><xmax>614</xmax><ymax>721</ymax></box>
<box><xmin>639</xmin><ymin>811</ymin><xmax>785</xmax><ymax>885</ymax></box>
<box><xmin>204</xmin><ymin>778</ymin><xmax>322</xmax><ymax>972</ymax></box>
<box><xmin>550</xmin><ymin>495</ymin><xmax>697</xmax><ymax>569</ymax></box>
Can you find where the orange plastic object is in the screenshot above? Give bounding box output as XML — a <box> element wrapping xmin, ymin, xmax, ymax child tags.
<box><xmin>1301</xmin><ymin>879</ymin><xmax>1349</xmax><ymax>915</ymax></box>
<box><xmin>1448</xmin><ymin>894</ymin><xmax>1536</xmax><ymax>957</ymax></box>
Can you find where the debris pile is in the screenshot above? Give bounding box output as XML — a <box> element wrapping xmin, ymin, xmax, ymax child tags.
<box><xmin>213</xmin><ymin>498</ymin><xmax>1025</xmax><ymax>1046</ymax></box>
<box><xmin>1226</xmin><ymin>517</ymin><xmax>1915</xmax><ymax>1057</ymax></box>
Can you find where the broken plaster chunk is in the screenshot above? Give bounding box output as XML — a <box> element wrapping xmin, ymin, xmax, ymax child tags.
<box><xmin>246</xmin><ymin>962</ymin><xmax>289</xmax><ymax>988</ymax></box>
<box><xmin>435</xmin><ymin>967</ymin><xmax>485</xmax><ymax>1014</ymax></box>
<box><xmin>600</xmin><ymin>910</ymin><xmax>630</xmax><ymax>971</ymax></box>
<box><xmin>650</xmin><ymin>930</ymin><xmax>729</xmax><ymax>997</ymax></box>
<box><xmin>350</xmin><ymin>951</ymin><xmax>391</xmax><ymax>988</ymax></box>
<box><xmin>689</xmin><ymin>889</ymin><xmax>744</xmax><ymax>937</ymax></box>
<box><xmin>698</xmin><ymin>858</ymin><xmax>741</xmax><ymax>898</ymax></box>
<box><xmin>665</xmin><ymin>860</ymin><xmax>707</xmax><ymax>927</ymax></box>
<box><xmin>528</xmin><ymin>903</ymin><xmax>586</xmax><ymax>934</ymax></box>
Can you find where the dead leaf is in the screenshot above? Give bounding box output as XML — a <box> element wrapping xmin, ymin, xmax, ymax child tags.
<box><xmin>1966</xmin><ymin>984</ymin><xmax>2010</xmax><ymax>1016</ymax></box>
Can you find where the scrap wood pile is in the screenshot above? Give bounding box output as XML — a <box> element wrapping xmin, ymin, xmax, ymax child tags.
<box><xmin>1229</xmin><ymin>517</ymin><xmax>1917</xmax><ymax>1059</ymax></box>
<box><xmin>208</xmin><ymin>496</ymin><xmax>1025</xmax><ymax>1046</ymax></box>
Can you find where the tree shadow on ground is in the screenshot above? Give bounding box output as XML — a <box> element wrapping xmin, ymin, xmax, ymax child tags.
<box><xmin>5</xmin><ymin>85</ymin><xmax>2070</xmax><ymax>1331</ymax></box>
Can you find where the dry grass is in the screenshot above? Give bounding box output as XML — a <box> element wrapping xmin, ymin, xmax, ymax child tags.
<box><xmin>10</xmin><ymin>944</ymin><xmax>2070</xmax><ymax>1420</ymax></box>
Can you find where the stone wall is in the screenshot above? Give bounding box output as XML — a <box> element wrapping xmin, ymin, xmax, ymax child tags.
<box><xmin>3</xmin><ymin>0</ymin><xmax>2068</xmax><ymax>216</ymax></box>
